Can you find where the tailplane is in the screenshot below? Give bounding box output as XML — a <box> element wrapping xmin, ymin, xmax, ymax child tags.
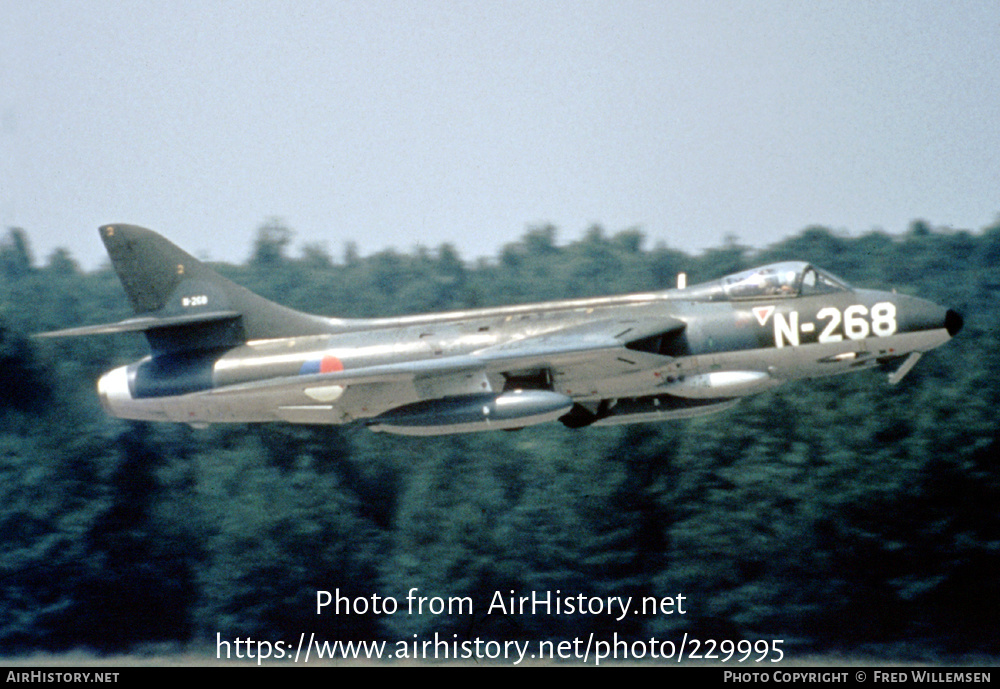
<box><xmin>37</xmin><ymin>224</ymin><xmax>335</xmax><ymax>353</ymax></box>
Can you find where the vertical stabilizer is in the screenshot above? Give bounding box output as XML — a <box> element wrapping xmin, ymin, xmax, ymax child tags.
<box><xmin>68</xmin><ymin>225</ymin><xmax>337</xmax><ymax>353</ymax></box>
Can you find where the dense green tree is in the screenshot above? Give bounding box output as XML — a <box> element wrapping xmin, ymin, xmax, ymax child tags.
<box><xmin>1</xmin><ymin>219</ymin><xmax>998</xmax><ymax>658</ymax></box>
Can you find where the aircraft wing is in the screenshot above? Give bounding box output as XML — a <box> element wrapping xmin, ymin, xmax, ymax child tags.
<box><xmin>204</xmin><ymin>316</ymin><xmax>685</xmax><ymax>407</ymax></box>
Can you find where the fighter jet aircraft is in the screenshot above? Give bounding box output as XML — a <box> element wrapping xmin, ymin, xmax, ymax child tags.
<box><xmin>38</xmin><ymin>225</ymin><xmax>963</xmax><ymax>435</ymax></box>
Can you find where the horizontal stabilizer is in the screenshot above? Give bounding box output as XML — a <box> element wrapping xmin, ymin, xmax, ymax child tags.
<box><xmin>34</xmin><ymin>310</ymin><xmax>241</xmax><ymax>339</ymax></box>
<box><xmin>34</xmin><ymin>225</ymin><xmax>339</xmax><ymax>353</ymax></box>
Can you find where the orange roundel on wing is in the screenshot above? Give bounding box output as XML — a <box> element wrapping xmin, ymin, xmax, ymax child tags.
<box><xmin>320</xmin><ymin>355</ymin><xmax>344</xmax><ymax>374</ymax></box>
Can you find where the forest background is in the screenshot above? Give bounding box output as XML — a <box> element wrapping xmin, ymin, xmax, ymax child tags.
<box><xmin>1</xmin><ymin>218</ymin><xmax>998</xmax><ymax>660</ymax></box>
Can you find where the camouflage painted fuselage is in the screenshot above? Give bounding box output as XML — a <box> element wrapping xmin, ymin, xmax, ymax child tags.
<box><xmin>42</xmin><ymin>226</ymin><xmax>961</xmax><ymax>435</ymax></box>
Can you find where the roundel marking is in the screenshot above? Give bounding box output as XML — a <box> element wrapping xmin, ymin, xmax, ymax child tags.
<box><xmin>320</xmin><ymin>355</ymin><xmax>344</xmax><ymax>374</ymax></box>
<box><xmin>300</xmin><ymin>354</ymin><xmax>344</xmax><ymax>375</ymax></box>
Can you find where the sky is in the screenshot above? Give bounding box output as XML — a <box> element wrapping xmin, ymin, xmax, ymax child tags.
<box><xmin>2</xmin><ymin>1</ymin><xmax>998</xmax><ymax>269</ymax></box>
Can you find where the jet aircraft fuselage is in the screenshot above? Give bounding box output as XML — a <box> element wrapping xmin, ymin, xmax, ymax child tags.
<box><xmin>39</xmin><ymin>225</ymin><xmax>962</xmax><ymax>435</ymax></box>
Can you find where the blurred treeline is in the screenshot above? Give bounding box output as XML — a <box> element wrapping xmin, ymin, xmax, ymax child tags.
<box><xmin>1</xmin><ymin>219</ymin><xmax>998</xmax><ymax>658</ymax></box>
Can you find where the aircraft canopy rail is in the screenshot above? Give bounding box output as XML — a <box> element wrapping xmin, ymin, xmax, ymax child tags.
<box><xmin>683</xmin><ymin>262</ymin><xmax>851</xmax><ymax>302</ymax></box>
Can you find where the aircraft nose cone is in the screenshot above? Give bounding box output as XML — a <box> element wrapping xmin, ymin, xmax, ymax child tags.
<box><xmin>892</xmin><ymin>295</ymin><xmax>962</xmax><ymax>339</ymax></box>
<box><xmin>945</xmin><ymin>309</ymin><xmax>963</xmax><ymax>337</ymax></box>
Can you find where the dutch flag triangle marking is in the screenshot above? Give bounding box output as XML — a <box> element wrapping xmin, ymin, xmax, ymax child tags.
<box><xmin>753</xmin><ymin>306</ymin><xmax>775</xmax><ymax>327</ymax></box>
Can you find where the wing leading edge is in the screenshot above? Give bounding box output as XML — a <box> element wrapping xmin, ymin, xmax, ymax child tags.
<box><xmin>195</xmin><ymin>315</ymin><xmax>687</xmax><ymax>430</ymax></box>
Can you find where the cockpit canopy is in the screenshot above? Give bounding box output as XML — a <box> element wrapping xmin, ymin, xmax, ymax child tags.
<box><xmin>683</xmin><ymin>262</ymin><xmax>851</xmax><ymax>301</ymax></box>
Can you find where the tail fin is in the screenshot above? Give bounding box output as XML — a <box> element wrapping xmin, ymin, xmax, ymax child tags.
<box><xmin>37</xmin><ymin>224</ymin><xmax>335</xmax><ymax>353</ymax></box>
